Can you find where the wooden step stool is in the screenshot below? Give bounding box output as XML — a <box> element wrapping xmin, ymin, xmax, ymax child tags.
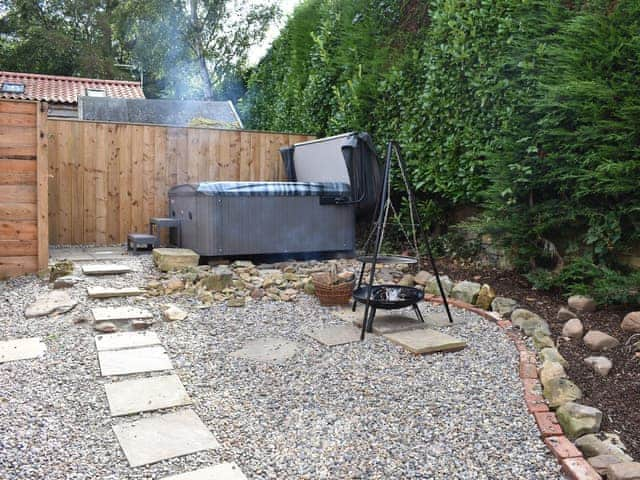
<box><xmin>127</xmin><ymin>233</ymin><xmax>159</xmax><ymax>255</ymax></box>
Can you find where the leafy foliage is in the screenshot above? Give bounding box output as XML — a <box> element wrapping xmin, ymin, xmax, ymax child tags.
<box><xmin>243</xmin><ymin>0</ymin><xmax>640</xmax><ymax>304</ymax></box>
<box><xmin>0</xmin><ymin>0</ymin><xmax>278</xmax><ymax>99</ymax></box>
<box><xmin>527</xmin><ymin>258</ymin><xmax>640</xmax><ymax>306</ymax></box>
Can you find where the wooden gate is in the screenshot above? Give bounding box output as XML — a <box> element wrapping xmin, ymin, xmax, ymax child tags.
<box><xmin>0</xmin><ymin>100</ymin><xmax>48</xmax><ymax>278</ymax></box>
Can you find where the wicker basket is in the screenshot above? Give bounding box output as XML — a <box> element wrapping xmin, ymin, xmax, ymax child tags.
<box><xmin>312</xmin><ymin>272</ymin><xmax>355</xmax><ymax>306</ymax></box>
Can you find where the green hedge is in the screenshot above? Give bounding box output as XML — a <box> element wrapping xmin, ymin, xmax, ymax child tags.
<box><xmin>241</xmin><ymin>0</ymin><xmax>640</xmax><ymax>304</ymax></box>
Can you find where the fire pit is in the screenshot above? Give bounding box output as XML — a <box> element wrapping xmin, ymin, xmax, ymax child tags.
<box><xmin>352</xmin><ymin>284</ymin><xmax>425</xmax><ymax>332</ymax></box>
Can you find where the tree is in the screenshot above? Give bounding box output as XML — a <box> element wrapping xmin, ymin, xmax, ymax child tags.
<box><xmin>115</xmin><ymin>0</ymin><xmax>279</xmax><ymax>99</ymax></box>
<box><xmin>0</xmin><ymin>0</ymin><xmax>126</xmax><ymax>78</ymax></box>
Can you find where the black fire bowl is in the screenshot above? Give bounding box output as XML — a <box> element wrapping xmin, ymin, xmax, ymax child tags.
<box><xmin>352</xmin><ymin>284</ymin><xmax>423</xmax><ymax>310</ymax></box>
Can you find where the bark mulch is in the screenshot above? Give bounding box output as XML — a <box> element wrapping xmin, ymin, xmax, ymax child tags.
<box><xmin>426</xmin><ymin>258</ymin><xmax>640</xmax><ymax>460</ymax></box>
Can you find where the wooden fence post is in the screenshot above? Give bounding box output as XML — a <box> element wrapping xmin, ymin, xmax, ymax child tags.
<box><xmin>36</xmin><ymin>101</ymin><xmax>49</xmax><ymax>272</ymax></box>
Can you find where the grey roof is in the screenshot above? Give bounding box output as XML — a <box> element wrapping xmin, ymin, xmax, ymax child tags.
<box><xmin>78</xmin><ymin>97</ymin><xmax>243</xmax><ymax>128</ymax></box>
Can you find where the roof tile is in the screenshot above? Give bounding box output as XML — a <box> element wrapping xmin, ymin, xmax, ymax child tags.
<box><xmin>0</xmin><ymin>71</ymin><xmax>145</xmax><ymax>104</ymax></box>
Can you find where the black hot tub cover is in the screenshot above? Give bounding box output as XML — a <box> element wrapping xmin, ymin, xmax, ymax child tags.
<box><xmin>195</xmin><ymin>181</ymin><xmax>351</xmax><ymax>197</ymax></box>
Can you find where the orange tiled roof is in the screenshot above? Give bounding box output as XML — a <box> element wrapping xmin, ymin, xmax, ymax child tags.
<box><xmin>0</xmin><ymin>71</ymin><xmax>145</xmax><ymax>104</ymax></box>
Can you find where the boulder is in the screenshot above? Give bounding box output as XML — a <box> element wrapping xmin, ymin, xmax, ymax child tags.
<box><xmin>475</xmin><ymin>284</ymin><xmax>496</xmax><ymax>310</ymax></box>
<box><xmin>227</xmin><ymin>297</ymin><xmax>246</xmax><ymax>307</ymax></box>
<box><xmin>556</xmin><ymin>402</ymin><xmax>603</xmax><ymax>439</ymax></box>
<box><xmin>543</xmin><ymin>377</ymin><xmax>582</xmax><ymax>408</ymax></box>
<box><xmin>450</xmin><ymin>281</ymin><xmax>481</xmax><ymax>304</ymax></box>
<box><xmin>562</xmin><ymin>318</ymin><xmax>584</xmax><ymax>339</ymax></box>
<box><xmin>557</xmin><ymin>307</ymin><xmax>577</xmax><ymax>322</ymax></box>
<box><xmin>584</xmin><ymin>330</ymin><xmax>620</xmax><ymax>351</ymax></box>
<box><xmin>132</xmin><ymin>319</ymin><xmax>153</xmax><ymax>330</ymax></box>
<box><xmin>584</xmin><ymin>356</ymin><xmax>613</xmax><ymax>376</ymax></box>
<box><xmin>153</xmin><ymin>248</ymin><xmax>199</xmax><ymax>272</ymax></box>
<box><xmin>303</xmin><ymin>281</ymin><xmax>315</xmax><ymax>295</ymax></box>
<box><xmin>540</xmin><ymin>361</ymin><xmax>567</xmax><ymax>388</ymax></box>
<box><xmin>621</xmin><ymin>312</ymin><xmax>640</xmax><ymax>333</ymax></box>
<box><xmin>589</xmin><ymin>455</ymin><xmax>624</xmax><ymax>476</ymax></box>
<box><xmin>568</xmin><ymin>295</ymin><xmax>597</xmax><ymax>313</ymax></box>
<box><xmin>232</xmin><ymin>260</ymin><xmax>254</xmax><ymax>269</ymax></box>
<box><xmin>199</xmin><ymin>266</ymin><xmax>233</xmax><ymax>292</ymax></box>
<box><xmin>607</xmin><ymin>462</ymin><xmax>640</xmax><ymax>480</ymax></box>
<box><xmin>533</xmin><ymin>330</ymin><xmax>555</xmax><ymax>350</ymax></box>
<box><xmin>49</xmin><ymin>260</ymin><xmax>74</xmax><ymax>282</ymax></box>
<box><xmin>53</xmin><ymin>275</ymin><xmax>82</xmax><ymax>289</ymax></box>
<box><xmin>424</xmin><ymin>275</ymin><xmax>454</xmax><ymax>297</ymax></box>
<box><xmin>280</xmin><ymin>288</ymin><xmax>298</xmax><ymax>302</ymax></box>
<box><xmin>163</xmin><ymin>277</ymin><xmax>184</xmax><ymax>294</ymax></box>
<box><xmin>250</xmin><ymin>288</ymin><xmax>265</xmax><ymax>300</ymax></box>
<box><xmin>414</xmin><ymin>270</ymin><xmax>434</xmax><ymax>286</ymax></box>
<box><xmin>540</xmin><ymin>347</ymin><xmax>569</xmax><ymax>368</ymax></box>
<box><xmin>25</xmin><ymin>291</ymin><xmax>77</xmax><ymax>318</ymax></box>
<box><xmin>163</xmin><ymin>304</ymin><xmax>188</xmax><ymax>321</ymax></box>
<box><xmin>398</xmin><ymin>274</ymin><xmax>415</xmax><ymax>287</ymax></box>
<box><xmin>491</xmin><ymin>297</ymin><xmax>518</xmax><ymax>316</ymax></box>
<box><xmin>511</xmin><ymin>309</ymin><xmax>551</xmax><ymax>337</ymax></box>
<box><xmin>575</xmin><ymin>434</ymin><xmax>633</xmax><ymax>461</ymax></box>
<box><xmin>94</xmin><ymin>321</ymin><xmax>117</xmax><ymax>333</ymax></box>
<box><xmin>262</xmin><ymin>271</ymin><xmax>284</xmax><ymax>288</ymax></box>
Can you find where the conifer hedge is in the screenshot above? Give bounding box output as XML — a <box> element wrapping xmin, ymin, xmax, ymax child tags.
<box><xmin>241</xmin><ymin>0</ymin><xmax>640</xmax><ymax>303</ymax></box>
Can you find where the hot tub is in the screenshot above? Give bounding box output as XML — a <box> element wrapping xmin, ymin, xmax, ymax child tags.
<box><xmin>168</xmin><ymin>181</ymin><xmax>355</xmax><ymax>256</ymax></box>
<box><xmin>168</xmin><ymin>132</ymin><xmax>380</xmax><ymax>257</ymax></box>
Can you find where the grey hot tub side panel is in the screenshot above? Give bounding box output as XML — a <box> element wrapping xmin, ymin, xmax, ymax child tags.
<box><xmin>169</xmin><ymin>188</ymin><xmax>355</xmax><ymax>256</ymax></box>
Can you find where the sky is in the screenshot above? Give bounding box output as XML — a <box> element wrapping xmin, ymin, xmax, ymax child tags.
<box><xmin>247</xmin><ymin>0</ymin><xmax>301</xmax><ymax>65</ymax></box>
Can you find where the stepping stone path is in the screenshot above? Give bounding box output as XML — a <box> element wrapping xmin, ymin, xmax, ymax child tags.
<box><xmin>95</xmin><ymin>331</ymin><xmax>160</xmax><ymax>351</ymax></box>
<box><xmin>83</xmin><ymin>260</ymin><xmax>245</xmax><ymax>477</ymax></box>
<box><xmin>112</xmin><ymin>409</ymin><xmax>220</xmax><ymax>467</ymax></box>
<box><xmin>383</xmin><ymin>328</ymin><xmax>467</xmax><ymax>354</ymax></box>
<box><xmin>82</xmin><ymin>263</ymin><xmax>132</xmax><ymax>275</ymax></box>
<box><xmin>92</xmin><ymin>306</ymin><xmax>153</xmax><ymax>323</ymax></box>
<box><xmin>105</xmin><ymin>374</ymin><xmax>192</xmax><ymax>416</ymax></box>
<box><xmin>161</xmin><ymin>463</ymin><xmax>248</xmax><ymax>480</ymax></box>
<box><xmin>0</xmin><ymin>337</ymin><xmax>46</xmax><ymax>363</ymax></box>
<box><xmin>306</xmin><ymin>324</ymin><xmax>361</xmax><ymax>346</ymax></box>
<box><xmin>87</xmin><ymin>286</ymin><xmax>144</xmax><ymax>299</ymax></box>
<box><xmin>98</xmin><ymin>345</ymin><xmax>173</xmax><ymax>376</ymax></box>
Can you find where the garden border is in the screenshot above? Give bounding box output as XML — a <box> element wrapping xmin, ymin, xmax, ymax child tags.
<box><xmin>424</xmin><ymin>293</ymin><xmax>603</xmax><ymax>480</ymax></box>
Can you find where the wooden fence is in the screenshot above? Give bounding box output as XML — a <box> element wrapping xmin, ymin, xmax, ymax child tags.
<box><xmin>47</xmin><ymin>119</ymin><xmax>313</xmax><ymax>245</ymax></box>
<box><xmin>0</xmin><ymin>100</ymin><xmax>48</xmax><ymax>277</ymax></box>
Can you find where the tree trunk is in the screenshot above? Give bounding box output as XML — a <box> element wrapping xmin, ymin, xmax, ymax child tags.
<box><xmin>190</xmin><ymin>0</ymin><xmax>214</xmax><ymax>100</ymax></box>
<box><xmin>197</xmin><ymin>51</ymin><xmax>214</xmax><ymax>100</ymax></box>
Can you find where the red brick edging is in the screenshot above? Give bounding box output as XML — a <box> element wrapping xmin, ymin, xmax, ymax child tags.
<box><xmin>424</xmin><ymin>294</ymin><xmax>603</xmax><ymax>480</ymax></box>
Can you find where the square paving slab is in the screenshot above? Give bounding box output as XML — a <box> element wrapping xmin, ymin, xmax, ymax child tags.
<box><xmin>383</xmin><ymin>328</ymin><xmax>467</xmax><ymax>354</ymax></box>
<box><xmin>92</xmin><ymin>307</ymin><xmax>153</xmax><ymax>323</ymax></box>
<box><xmin>351</xmin><ymin>312</ymin><xmax>427</xmax><ymax>334</ymax></box>
<box><xmin>82</xmin><ymin>264</ymin><xmax>132</xmax><ymax>275</ymax></box>
<box><xmin>98</xmin><ymin>346</ymin><xmax>173</xmax><ymax>376</ymax></box>
<box><xmin>113</xmin><ymin>409</ymin><xmax>219</xmax><ymax>467</ymax></box>
<box><xmin>87</xmin><ymin>286</ymin><xmax>144</xmax><ymax>299</ymax></box>
<box><xmin>162</xmin><ymin>463</ymin><xmax>247</xmax><ymax>480</ymax></box>
<box><xmin>231</xmin><ymin>337</ymin><xmax>300</xmax><ymax>363</ymax></box>
<box><xmin>0</xmin><ymin>338</ymin><xmax>46</xmax><ymax>363</ymax></box>
<box><xmin>306</xmin><ymin>324</ymin><xmax>361</xmax><ymax>346</ymax></box>
<box><xmin>95</xmin><ymin>331</ymin><xmax>160</xmax><ymax>351</ymax></box>
<box><xmin>105</xmin><ymin>374</ymin><xmax>192</xmax><ymax>416</ymax></box>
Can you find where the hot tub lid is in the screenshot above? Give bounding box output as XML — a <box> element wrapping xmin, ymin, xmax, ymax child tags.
<box><xmin>194</xmin><ymin>181</ymin><xmax>351</xmax><ymax>197</ymax></box>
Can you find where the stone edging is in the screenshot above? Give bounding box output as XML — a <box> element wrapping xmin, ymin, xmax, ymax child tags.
<box><xmin>424</xmin><ymin>293</ymin><xmax>603</xmax><ymax>480</ymax></box>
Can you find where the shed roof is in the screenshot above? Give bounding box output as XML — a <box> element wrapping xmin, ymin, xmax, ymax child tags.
<box><xmin>0</xmin><ymin>71</ymin><xmax>145</xmax><ymax>104</ymax></box>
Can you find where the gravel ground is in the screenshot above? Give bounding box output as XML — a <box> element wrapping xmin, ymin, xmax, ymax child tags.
<box><xmin>0</xmin><ymin>255</ymin><xmax>564</xmax><ymax>480</ymax></box>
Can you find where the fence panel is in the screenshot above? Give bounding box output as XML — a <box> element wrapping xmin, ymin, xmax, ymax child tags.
<box><xmin>0</xmin><ymin>100</ymin><xmax>48</xmax><ymax>277</ymax></box>
<box><xmin>48</xmin><ymin>119</ymin><xmax>314</xmax><ymax>245</ymax></box>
